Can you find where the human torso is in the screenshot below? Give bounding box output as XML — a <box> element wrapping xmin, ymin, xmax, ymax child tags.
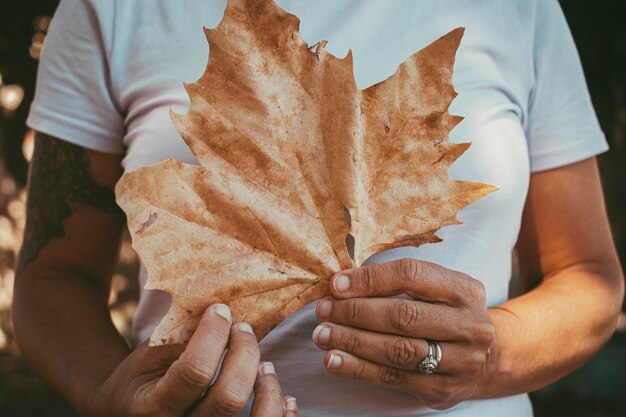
<box><xmin>114</xmin><ymin>1</ymin><xmax>535</xmax><ymax>415</ymax></box>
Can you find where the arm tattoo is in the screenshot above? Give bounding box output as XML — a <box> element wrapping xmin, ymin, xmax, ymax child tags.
<box><xmin>16</xmin><ymin>135</ymin><xmax>122</xmax><ymax>277</ymax></box>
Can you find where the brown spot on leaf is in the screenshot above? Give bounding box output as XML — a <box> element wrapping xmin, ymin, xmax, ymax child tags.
<box><xmin>425</xmin><ymin>111</ymin><xmax>443</xmax><ymax>129</ymax></box>
<box><xmin>135</xmin><ymin>212</ymin><xmax>158</xmax><ymax>234</ymax></box>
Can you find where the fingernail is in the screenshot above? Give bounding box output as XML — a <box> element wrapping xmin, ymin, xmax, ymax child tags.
<box><xmin>316</xmin><ymin>298</ymin><xmax>332</xmax><ymax>319</ymax></box>
<box><xmin>333</xmin><ymin>275</ymin><xmax>350</xmax><ymax>292</ymax></box>
<box><xmin>261</xmin><ymin>362</ymin><xmax>276</xmax><ymax>375</ymax></box>
<box><xmin>214</xmin><ymin>304</ymin><xmax>231</xmax><ymax>321</ymax></box>
<box><xmin>312</xmin><ymin>325</ymin><xmax>331</xmax><ymax>345</ymax></box>
<box><xmin>284</xmin><ymin>396</ymin><xmax>297</xmax><ymax>411</ymax></box>
<box><xmin>326</xmin><ymin>353</ymin><xmax>342</xmax><ymax>369</ymax></box>
<box><xmin>237</xmin><ymin>322</ymin><xmax>254</xmax><ymax>335</ymax></box>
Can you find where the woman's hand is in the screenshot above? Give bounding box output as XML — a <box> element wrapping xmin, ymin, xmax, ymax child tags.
<box><xmin>312</xmin><ymin>258</ymin><xmax>495</xmax><ymax>410</ymax></box>
<box><xmin>91</xmin><ymin>303</ymin><xmax>299</xmax><ymax>417</ymax></box>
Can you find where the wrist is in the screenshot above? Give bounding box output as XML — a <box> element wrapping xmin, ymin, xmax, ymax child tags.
<box><xmin>472</xmin><ymin>307</ymin><xmax>514</xmax><ymax>399</ymax></box>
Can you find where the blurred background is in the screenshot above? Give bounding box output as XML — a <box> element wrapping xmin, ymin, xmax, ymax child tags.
<box><xmin>0</xmin><ymin>0</ymin><xmax>624</xmax><ymax>416</ymax></box>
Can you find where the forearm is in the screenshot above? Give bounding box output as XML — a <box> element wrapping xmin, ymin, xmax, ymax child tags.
<box><xmin>13</xmin><ymin>271</ymin><xmax>130</xmax><ymax>415</ymax></box>
<box><xmin>478</xmin><ymin>261</ymin><xmax>624</xmax><ymax>398</ymax></box>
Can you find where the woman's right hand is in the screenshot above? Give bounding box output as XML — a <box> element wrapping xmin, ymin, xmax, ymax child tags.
<box><xmin>89</xmin><ymin>303</ymin><xmax>298</xmax><ymax>417</ymax></box>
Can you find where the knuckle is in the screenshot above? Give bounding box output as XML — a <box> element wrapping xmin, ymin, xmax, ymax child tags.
<box><xmin>344</xmin><ymin>300</ymin><xmax>362</xmax><ymax>323</ymax></box>
<box><xmin>386</xmin><ymin>338</ymin><xmax>419</xmax><ymax>368</ymax></box>
<box><xmin>452</xmin><ymin>275</ymin><xmax>473</xmax><ymax>303</ymax></box>
<box><xmin>178</xmin><ymin>358</ymin><xmax>214</xmax><ymax>390</ymax></box>
<box><xmin>208</xmin><ymin>322</ymin><xmax>231</xmax><ymax>342</ymax></box>
<box><xmin>467</xmin><ymin>277</ymin><xmax>486</xmax><ymax>301</ymax></box>
<box><xmin>377</xmin><ymin>366</ymin><xmax>403</xmax><ymax>386</ymax></box>
<box><xmin>390</xmin><ymin>299</ymin><xmax>421</xmax><ymax>334</ymax></box>
<box><xmin>214</xmin><ymin>388</ymin><xmax>248</xmax><ymax>416</ymax></box>
<box><xmin>238</xmin><ymin>338</ymin><xmax>261</xmax><ymax>360</ymax></box>
<box><xmin>437</xmin><ymin>378</ymin><xmax>463</xmax><ymax>400</ymax></box>
<box><xmin>396</xmin><ymin>258</ymin><xmax>422</xmax><ymax>282</ymax></box>
<box><xmin>341</xmin><ymin>330</ymin><xmax>361</xmax><ymax>353</ymax></box>
<box><xmin>483</xmin><ymin>322</ymin><xmax>496</xmax><ymax>344</ymax></box>
<box><xmin>264</xmin><ymin>387</ymin><xmax>284</xmax><ymax>404</ymax></box>
<box><xmin>420</xmin><ymin>379</ymin><xmax>464</xmax><ymax>411</ymax></box>
<box><xmin>361</xmin><ymin>266</ymin><xmax>380</xmax><ymax>292</ymax></box>
<box><xmin>472</xmin><ymin>321</ymin><xmax>495</xmax><ymax>346</ymax></box>
<box><xmin>467</xmin><ymin>351</ymin><xmax>487</xmax><ymax>372</ymax></box>
<box><xmin>353</xmin><ymin>359</ymin><xmax>367</xmax><ymax>380</ymax></box>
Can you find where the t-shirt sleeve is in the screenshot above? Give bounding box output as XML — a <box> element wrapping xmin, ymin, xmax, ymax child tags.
<box><xmin>26</xmin><ymin>0</ymin><xmax>124</xmax><ymax>154</ymax></box>
<box><xmin>525</xmin><ymin>0</ymin><xmax>608</xmax><ymax>173</ymax></box>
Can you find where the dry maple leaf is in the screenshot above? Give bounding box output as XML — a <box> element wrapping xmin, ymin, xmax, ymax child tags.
<box><xmin>116</xmin><ymin>0</ymin><xmax>497</xmax><ymax>346</ymax></box>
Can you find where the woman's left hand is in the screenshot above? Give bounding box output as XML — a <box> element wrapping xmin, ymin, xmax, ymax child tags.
<box><xmin>313</xmin><ymin>258</ymin><xmax>496</xmax><ymax>410</ymax></box>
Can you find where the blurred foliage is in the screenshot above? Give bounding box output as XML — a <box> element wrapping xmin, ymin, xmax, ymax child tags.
<box><xmin>0</xmin><ymin>0</ymin><xmax>624</xmax><ymax>416</ymax></box>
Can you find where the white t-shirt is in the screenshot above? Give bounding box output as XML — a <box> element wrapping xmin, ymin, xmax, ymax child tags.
<box><xmin>27</xmin><ymin>0</ymin><xmax>608</xmax><ymax>416</ymax></box>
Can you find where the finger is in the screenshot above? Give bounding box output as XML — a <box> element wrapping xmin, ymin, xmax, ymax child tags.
<box><xmin>313</xmin><ymin>322</ymin><xmax>474</xmax><ymax>374</ymax></box>
<box><xmin>329</xmin><ymin>258</ymin><xmax>486</xmax><ymax>307</ymax></box>
<box><xmin>152</xmin><ymin>304</ymin><xmax>232</xmax><ymax>414</ymax></box>
<box><xmin>322</xmin><ymin>349</ymin><xmax>443</xmax><ymax>399</ymax></box>
<box><xmin>249</xmin><ymin>362</ymin><xmax>284</xmax><ymax>417</ymax></box>
<box><xmin>192</xmin><ymin>322</ymin><xmax>260</xmax><ymax>417</ymax></box>
<box><xmin>316</xmin><ymin>296</ymin><xmax>466</xmax><ymax>341</ymax></box>
<box><xmin>283</xmin><ymin>396</ymin><xmax>299</xmax><ymax>417</ymax></box>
